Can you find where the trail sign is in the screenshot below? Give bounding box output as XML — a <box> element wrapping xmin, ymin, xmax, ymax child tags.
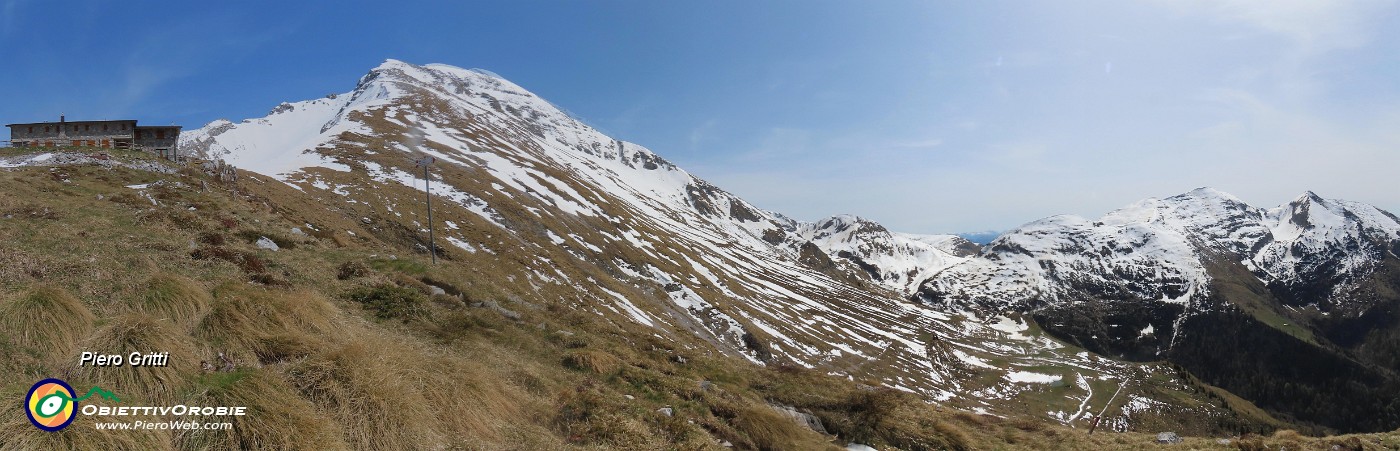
<box><xmin>414</xmin><ymin>155</ymin><xmax>438</xmax><ymax>264</ymax></box>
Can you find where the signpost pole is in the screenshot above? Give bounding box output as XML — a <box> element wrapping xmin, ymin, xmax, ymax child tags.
<box><xmin>415</xmin><ymin>156</ymin><xmax>438</xmax><ymax>264</ymax></box>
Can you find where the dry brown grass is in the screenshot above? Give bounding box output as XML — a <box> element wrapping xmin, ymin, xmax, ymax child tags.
<box><xmin>175</xmin><ymin>369</ymin><xmax>347</xmax><ymax>451</ymax></box>
<box><xmin>729</xmin><ymin>403</ymin><xmax>838</xmax><ymax>451</ymax></box>
<box><xmin>552</xmin><ymin>383</ymin><xmax>658</xmax><ymax>448</ymax></box>
<box><xmin>394</xmin><ymin>345</ymin><xmax>535</xmax><ymax>445</ymax></box>
<box><xmin>0</xmin><ymin>287</ymin><xmax>94</xmax><ymax>354</ymax></box>
<box><xmin>131</xmin><ymin>273</ymin><xmax>212</xmax><ymax>330</ymax></box>
<box><xmin>283</xmin><ymin>337</ymin><xmax>444</xmax><ymax>449</ymax></box>
<box><xmin>197</xmin><ymin>284</ymin><xmax>337</xmax><ymax>353</ymax></box>
<box><xmin>563</xmin><ymin>350</ymin><xmax>624</xmax><ymax>375</ymax></box>
<box><xmin>72</xmin><ymin>314</ymin><xmax>198</xmax><ymax>405</ymax></box>
<box><xmin>190</xmin><ymin>245</ymin><xmax>267</xmax><ymax>274</ymax></box>
<box><xmin>3</xmin><ymin>154</ymin><xmax>1399</xmax><ymax>450</ymax></box>
<box><xmin>0</xmin><ymin>408</ymin><xmax>173</xmax><ymax>451</ymax></box>
<box><xmin>249</xmin><ymin>333</ymin><xmax>327</xmax><ymax>366</ymax></box>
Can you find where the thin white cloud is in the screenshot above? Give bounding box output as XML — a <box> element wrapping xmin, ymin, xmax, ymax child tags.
<box><xmin>606</xmin><ymin>101</ymin><xmax>650</xmax><ymax>134</ymax></box>
<box><xmin>97</xmin><ymin>15</ymin><xmax>291</xmax><ymax>116</ymax></box>
<box><xmin>736</xmin><ymin>127</ymin><xmax>812</xmax><ymax>162</ymax></box>
<box><xmin>1183</xmin><ymin>88</ymin><xmax>1400</xmax><ymax>209</ymax></box>
<box><xmin>120</xmin><ymin>63</ymin><xmax>186</xmax><ymax>106</ymax></box>
<box><xmin>975</xmin><ymin>140</ymin><xmax>1062</xmax><ymax>176</ymax></box>
<box><xmin>892</xmin><ymin>138</ymin><xmax>943</xmax><ymax>149</ymax></box>
<box><xmin>1155</xmin><ymin>0</ymin><xmax>1396</xmax><ymax>54</ymax></box>
<box><xmin>980</xmin><ymin>51</ymin><xmax>1050</xmax><ymax>71</ymax></box>
<box><xmin>687</xmin><ymin>1</ymin><xmax>1400</xmax><ymax>233</ymax></box>
<box><xmin>688</xmin><ymin>119</ymin><xmax>718</xmax><ymax>151</ymax></box>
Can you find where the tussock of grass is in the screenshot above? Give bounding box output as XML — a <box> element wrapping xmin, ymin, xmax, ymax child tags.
<box><xmin>843</xmin><ymin>388</ymin><xmax>909</xmax><ymax>442</ymax></box>
<box><xmin>563</xmin><ymin>350</ymin><xmax>623</xmax><ymax>375</ymax></box>
<box><xmin>335</xmin><ymin>260</ymin><xmax>370</xmax><ymax>280</ymax></box>
<box><xmin>369</xmin><ymin>257</ymin><xmax>428</xmax><ymax>275</ymax></box>
<box><xmin>197</xmin><ymin>285</ymin><xmax>337</xmax><ymax>353</ymax></box>
<box><xmin>132</xmin><ymin>273</ymin><xmax>212</xmax><ymax>329</ymax></box>
<box><xmin>250</xmin><ymin>333</ymin><xmax>326</xmax><ymax>365</ymax></box>
<box><xmin>73</xmin><ymin>314</ymin><xmax>197</xmax><ymax>404</ymax></box>
<box><xmin>729</xmin><ymin>403</ymin><xmax>837</xmax><ymax>451</ymax></box>
<box><xmin>329</xmin><ymin>231</ymin><xmax>354</xmax><ymax>248</ymax></box>
<box><xmin>553</xmin><ymin>384</ymin><xmax>656</xmax><ymax>448</ymax></box>
<box><xmin>846</xmin><ymin>391</ymin><xmax>973</xmax><ymax>451</ymax></box>
<box><xmin>389</xmin><ymin>272</ymin><xmax>432</xmax><ymax>293</ymax></box>
<box><xmin>284</xmin><ymin>338</ymin><xmax>443</xmax><ymax>449</ymax></box>
<box><xmin>175</xmin><ymin>369</ymin><xmax>346</xmax><ymax>451</ymax></box>
<box><xmin>398</xmin><ymin>348</ymin><xmax>531</xmax><ymax>444</ymax></box>
<box><xmin>0</xmin><ymin>287</ymin><xmax>95</xmax><ymax>353</ymax></box>
<box><xmin>190</xmin><ymin>246</ymin><xmax>267</xmax><ymax>274</ymax></box>
<box><xmin>0</xmin><ymin>407</ymin><xmax>173</xmax><ymax>451</ymax></box>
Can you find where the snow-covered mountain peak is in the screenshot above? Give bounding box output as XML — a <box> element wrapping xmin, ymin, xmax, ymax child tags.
<box><xmin>922</xmin><ymin>187</ymin><xmax>1400</xmax><ymax>318</ymax></box>
<box><xmin>358</xmin><ymin>59</ymin><xmax>579</xmax><ymax>131</ymax></box>
<box><xmin>365</xmin><ymin>58</ymin><xmax>507</xmax><ymax>92</ymax></box>
<box><xmin>792</xmin><ymin>214</ymin><xmax>971</xmax><ymax>295</ymax></box>
<box><xmin>1247</xmin><ymin>191</ymin><xmax>1400</xmax><ymax>297</ymax></box>
<box><xmin>806</xmin><ymin>214</ymin><xmax>888</xmax><ymax>238</ymax></box>
<box><xmin>188</xmin><ymin>54</ymin><xmax>974</xmax><ymax>301</ymax></box>
<box><xmin>1264</xmin><ymin>191</ymin><xmax>1400</xmax><ymax>244</ymax></box>
<box><xmin>1177</xmin><ymin>186</ymin><xmax>1242</xmax><ymax>202</ymax></box>
<box><xmin>185</xmin><ymin>61</ymin><xmax>646</xmax><ymax>179</ymax></box>
<box><xmin>1099</xmin><ymin>187</ymin><xmax>1255</xmax><ymax>227</ymax></box>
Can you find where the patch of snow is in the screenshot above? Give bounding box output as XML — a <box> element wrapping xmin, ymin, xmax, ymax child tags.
<box><xmin>1005</xmin><ymin>371</ymin><xmax>1061</xmax><ymax>384</ymax></box>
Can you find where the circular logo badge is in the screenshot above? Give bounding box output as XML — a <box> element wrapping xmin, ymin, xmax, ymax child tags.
<box><xmin>26</xmin><ymin>378</ymin><xmax>77</xmax><ymax>431</ymax></box>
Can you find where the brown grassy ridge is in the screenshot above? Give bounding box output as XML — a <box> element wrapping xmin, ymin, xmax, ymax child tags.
<box><xmin>0</xmin><ymin>150</ymin><xmax>1397</xmax><ymax>450</ymax></box>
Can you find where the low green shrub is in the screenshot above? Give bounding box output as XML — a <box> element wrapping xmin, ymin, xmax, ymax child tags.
<box><xmin>344</xmin><ymin>284</ymin><xmax>426</xmax><ymax>320</ymax></box>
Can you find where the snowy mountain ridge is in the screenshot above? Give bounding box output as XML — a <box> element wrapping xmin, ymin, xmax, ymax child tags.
<box><xmin>917</xmin><ymin>187</ymin><xmax>1400</xmax><ymax>316</ymax></box>
<box><xmin>180</xmin><ymin>59</ymin><xmax>1043</xmax><ymax>405</ymax></box>
<box><xmin>183</xmin><ymin>59</ymin><xmax>974</xmax><ymax>299</ymax></box>
<box><xmin>177</xmin><ymin>59</ymin><xmax>1400</xmax><ymax>432</ymax></box>
<box><xmin>790</xmin><ymin>214</ymin><xmax>976</xmax><ymax>295</ymax></box>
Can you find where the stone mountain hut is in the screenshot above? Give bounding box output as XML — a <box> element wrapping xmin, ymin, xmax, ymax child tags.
<box><xmin>5</xmin><ymin>115</ymin><xmax>182</xmax><ymax>160</ymax></box>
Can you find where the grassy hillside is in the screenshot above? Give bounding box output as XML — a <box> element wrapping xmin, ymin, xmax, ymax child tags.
<box><xmin>0</xmin><ymin>149</ymin><xmax>1396</xmax><ymax>450</ymax></box>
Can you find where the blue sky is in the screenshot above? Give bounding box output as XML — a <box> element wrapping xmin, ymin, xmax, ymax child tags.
<box><xmin>2</xmin><ymin>1</ymin><xmax>1398</xmax><ymax>233</ymax></box>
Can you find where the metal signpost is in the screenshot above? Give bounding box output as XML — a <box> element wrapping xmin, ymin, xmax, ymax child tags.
<box><xmin>414</xmin><ymin>155</ymin><xmax>438</xmax><ymax>264</ymax></box>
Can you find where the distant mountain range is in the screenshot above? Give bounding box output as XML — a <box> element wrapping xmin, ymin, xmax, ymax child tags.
<box><xmin>918</xmin><ymin>188</ymin><xmax>1400</xmax><ymax>431</ymax></box>
<box><xmin>181</xmin><ymin>60</ymin><xmax>1400</xmax><ymax>434</ymax></box>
